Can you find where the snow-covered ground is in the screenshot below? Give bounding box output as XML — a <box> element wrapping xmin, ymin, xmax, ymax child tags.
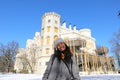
<box><xmin>0</xmin><ymin>73</ymin><xmax>120</xmax><ymax>80</ymax></box>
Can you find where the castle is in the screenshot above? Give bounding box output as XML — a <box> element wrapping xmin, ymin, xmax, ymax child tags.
<box><xmin>14</xmin><ymin>12</ymin><xmax>117</xmax><ymax>75</ymax></box>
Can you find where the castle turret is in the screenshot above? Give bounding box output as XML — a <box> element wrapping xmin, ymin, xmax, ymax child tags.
<box><xmin>37</xmin><ymin>12</ymin><xmax>61</xmax><ymax>74</ymax></box>
<box><xmin>41</xmin><ymin>12</ymin><xmax>61</xmax><ymax>55</ymax></box>
<box><xmin>62</xmin><ymin>21</ymin><xmax>66</xmax><ymax>28</ymax></box>
<box><xmin>69</xmin><ymin>23</ymin><xmax>72</xmax><ymax>30</ymax></box>
<box><xmin>73</xmin><ymin>25</ymin><xmax>76</xmax><ymax>31</ymax></box>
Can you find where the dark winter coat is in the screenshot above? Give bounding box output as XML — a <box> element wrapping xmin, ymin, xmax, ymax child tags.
<box><xmin>42</xmin><ymin>54</ymin><xmax>80</xmax><ymax>80</ymax></box>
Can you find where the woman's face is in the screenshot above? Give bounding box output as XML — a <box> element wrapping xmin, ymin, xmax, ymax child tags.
<box><xmin>57</xmin><ymin>42</ymin><xmax>66</xmax><ymax>52</ymax></box>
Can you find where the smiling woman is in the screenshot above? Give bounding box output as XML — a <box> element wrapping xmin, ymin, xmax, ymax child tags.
<box><xmin>42</xmin><ymin>38</ymin><xmax>80</xmax><ymax>80</ymax></box>
<box><xmin>57</xmin><ymin>42</ymin><xmax>66</xmax><ymax>52</ymax></box>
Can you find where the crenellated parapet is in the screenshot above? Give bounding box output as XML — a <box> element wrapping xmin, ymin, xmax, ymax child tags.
<box><xmin>61</xmin><ymin>22</ymin><xmax>77</xmax><ymax>31</ymax></box>
<box><xmin>42</xmin><ymin>12</ymin><xmax>61</xmax><ymax>19</ymax></box>
<box><xmin>61</xmin><ymin>22</ymin><xmax>91</xmax><ymax>37</ymax></box>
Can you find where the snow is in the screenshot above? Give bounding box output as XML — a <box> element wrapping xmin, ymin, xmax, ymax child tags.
<box><xmin>0</xmin><ymin>73</ymin><xmax>120</xmax><ymax>80</ymax></box>
<box><xmin>0</xmin><ymin>73</ymin><xmax>42</xmax><ymax>80</ymax></box>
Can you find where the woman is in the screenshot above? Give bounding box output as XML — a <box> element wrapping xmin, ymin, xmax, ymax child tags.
<box><xmin>42</xmin><ymin>38</ymin><xmax>80</xmax><ymax>80</ymax></box>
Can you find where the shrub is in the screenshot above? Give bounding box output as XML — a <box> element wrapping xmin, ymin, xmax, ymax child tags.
<box><xmin>19</xmin><ymin>70</ymin><xmax>28</xmax><ymax>74</ymax></box>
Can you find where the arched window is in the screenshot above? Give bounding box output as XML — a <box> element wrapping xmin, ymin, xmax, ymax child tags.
<box><xmin>42</xmin><ymin>28</ymin><xmax>44</xmax><ymax>34</ymax></box>
<box><xmin>46</xmin><ymin>36</ymin><xmax>50</xmax><ymax>44</ymax></box>
<box><xmin>83</xmin><ymin>40</ymin><xmax>86</xmax><ymax>47</ymax></box>
<box><xmin>41</xmin><ymin>37</ymin><xmax>43</xmax><ymax>46</ymax></box>
<box><xmin>55</xmin><ymin>20</ymin><xmax>58</xmax><ymax>24</ymax></box>
<box><xmin>54</xmin><ymin>35</ymin><xmax>58</xmax><ymax>41</ymax></box>
<box><xmin>54</xmin><ymin>27</ymin><xmax>58</xmax><ymax>33</ymax></box>
<box><xmin>48</xmin><ymin>19</ymin><xmax>51</xmax><ymax>23</ymax></box>
<box><xmin>47</xmin><ymin>26</ymin><xmax>50</xmax><ymax>32</ymax></box>
<box><xmin>46</xmin><ymin>48</ymin><xmax>50</xmax><ymax>54</ymax></box>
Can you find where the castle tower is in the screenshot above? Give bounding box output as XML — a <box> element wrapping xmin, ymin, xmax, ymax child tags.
<box><xmin>37</xmin><ymin>12</ymin><xmax>61</xmax><ymax>74</ymax></box>
<box><xmin>41</xmin><ymin>12</ymin><xmax>61</xmax><ymax>55</ymax></box>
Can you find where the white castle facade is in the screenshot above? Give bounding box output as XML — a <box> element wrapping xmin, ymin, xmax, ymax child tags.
<box><xmin>14</xmin><ymin>12</ymin><xmax>117</xmax><ymax>75</ymax></box>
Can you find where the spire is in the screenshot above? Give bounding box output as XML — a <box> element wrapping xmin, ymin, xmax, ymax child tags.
<box><xmin>69</xmin><ymin>23</ymin><xmax>72</xmax><ymax>30</ymax></box>
<box><xmin>73</xmin><ymin>25</ymin><xmax>76</xmax><ymax>31</ymax></box>
<box><xmin>62</xmin><ymin>21</ymin><xmax>66</xmax><ymax>28</ymax></box>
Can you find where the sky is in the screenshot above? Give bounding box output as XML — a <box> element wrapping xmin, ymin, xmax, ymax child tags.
<box><xmin>0</xmin><ymin>0</ymin><xmax>120</xmax><ymax>56</ymax></box>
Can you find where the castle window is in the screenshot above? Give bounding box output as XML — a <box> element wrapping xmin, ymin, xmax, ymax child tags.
<box><xmin>54</xmin><ymin>27</ymin><xmax>58</xmax><ymax>33</ymax></box>
<box><xmin>46</xmin><ymin>48</ymin><xmax>50</xmax><ymax>54</ymax></box>
<box><xmin>41</xmin><ymin>37</ymin><xmax>43</xmax><ymax>46</ymax></box>
<box><xmin>39</xmin><ymin>62</ymin><xmax>41</xmax><ymax>66</ymax></box>
<box><xmin>46</xmin><ymin>36</ymin><xmax>50</xmax><ymax>44</ymax></box>
<box><xmin>48</xmin><ymin>19</ymin><xmax>51</xmax><ymax>23</ymax></box>
<box><xmin>47</xmin><ymin>26</ymin><xmax>50</xmax><ymax>32</ymax></box>
<box><xmin>54</xmin><ymin>35</ymin><xmax>58</xmax><ymax>42</ymax></box>
<box><xmin>46</xmin><ymin>62</ymin><xmax>49</xmax><ymax>65</ymax></box>
<box><xmin>55</xmin><ymin>20</ymin><xmax>58</xmax><ymax>24</ymax></box>
<box><xmin>83</xmin><ymin>40</ymin><xmax>86</xmax><ymax>47</ymax></box>
<box><xmin>42</xmin><ymin>28</ymin><xmax>44</xmax><ymax>34</ymax></box>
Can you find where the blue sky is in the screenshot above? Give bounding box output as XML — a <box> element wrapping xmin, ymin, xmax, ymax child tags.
<box><xmin>0</xmin><ymin>0</ymin><xmax>120</xmax><ymax>56</ymax></box>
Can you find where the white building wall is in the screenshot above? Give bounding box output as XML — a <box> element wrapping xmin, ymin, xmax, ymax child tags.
<box><xmin>41</xmin><ymin>12</ymin><xmax>61</xmax><ymax>55</ymax></box>
<box><xmin>37</xmin><ymin>12</ymin><xmax>61</xmax><ymax>74</ymax></box>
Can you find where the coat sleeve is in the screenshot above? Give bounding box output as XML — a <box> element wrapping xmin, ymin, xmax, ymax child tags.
<box><xmin>42</xmin><ymin>55</ymin><xmax>54</xmax><ymax>80</ymax></box>
<box><xmin>71</xmin><ymin>56</ymin><xmax>80</xmax><ymax>80</ymax></box>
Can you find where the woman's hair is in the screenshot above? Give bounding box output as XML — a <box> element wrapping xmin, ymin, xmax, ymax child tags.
<box><xmin>54</xmin><ymin>43</ymin><xmax>73</xmax><ymax>63</ymax></box>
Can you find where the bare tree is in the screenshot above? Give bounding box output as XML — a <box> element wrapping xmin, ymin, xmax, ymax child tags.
<box><xmin>18</xmin><ymin>45</ymin><xmax>37</xmax><ymax>73</ymax></box>
<box><xmin>0</xmin><ymin>41</ymin><xmax>19</xmax><ymax>72</ymax></box>
<box><xmin>18</xmin><ymin>53</ymin><xmax>28</xmax><ymax>71</ymax></box>
<box><xmin>109</xmin><ymin>11</ymin><xmax>120</xmax><ymax>71</ymax></box>
<box><xmin>0</xmin><ymin>43</ymin><xmax>6</xmax><ymax>72</ymax></box>
<box><xmin>110</xmin><ymin>29</ymin><xmax>120</xmax><ymax>68</ymax></box>
<box><xmin>28</xmin><ymin>47</ymin><xmax>37</xmax><ymax>73</ymax></box>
